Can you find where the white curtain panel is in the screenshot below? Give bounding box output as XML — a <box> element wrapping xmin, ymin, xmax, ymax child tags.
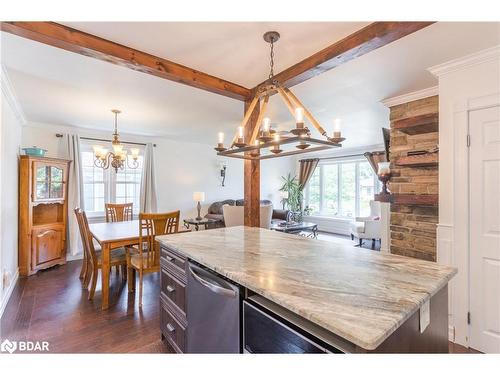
<box><xmin>140</xmin><ymin>143</ymin><xmax>158</xmax><ymax>213</ymax></box>
<box><xmin>65</xmin><ymin>134</ymin><xmax>84</xmax><ymax>256</ymax></box>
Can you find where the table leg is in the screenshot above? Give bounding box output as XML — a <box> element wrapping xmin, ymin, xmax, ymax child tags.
<box><xmin>101</xmin><ymin>243</ymin><xmax>111</xmax><ymax>310</ymax></box>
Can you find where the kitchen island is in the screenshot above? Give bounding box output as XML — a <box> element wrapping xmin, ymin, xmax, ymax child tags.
<box><xmin>156</xmin><ymin>226</ymin><xmax>456</xmax><ymax>353</ymax></box>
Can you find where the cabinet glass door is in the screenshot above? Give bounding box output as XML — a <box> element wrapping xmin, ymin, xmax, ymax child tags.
<box><xmin>33</xmin><ymin>162</ymin><xmax>66</xmax><ymax>201</ymax></box>
<box><xmin>50</xmin><ymin>166</ymin><xmax>64</xmax><ymax>199</ymax></box>
<box><xmin>35</xmin><ymin>165</ymin><xmax>50</xmax><ymax>200</ymax></box>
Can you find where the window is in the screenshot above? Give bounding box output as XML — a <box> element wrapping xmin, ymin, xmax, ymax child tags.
<box><xmin>304</xmin><ymin>159</ymin><xmax>378</xmax><ymax>218</ymax></box>
<box><xmin>81</xmin><ymin>140</ymin><xmax>144</xmax><ymax>217</ymax></box>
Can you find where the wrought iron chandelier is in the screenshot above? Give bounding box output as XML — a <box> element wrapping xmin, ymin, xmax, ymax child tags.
<box><xmin>214</xmin><ymin>31</ymin><xmax>345</xmax><ymax>160</ymax></box>
<box><xmin>93</xmin><ymin>109</ymin><xmax>140</xmax><ymax>172</ymax></box>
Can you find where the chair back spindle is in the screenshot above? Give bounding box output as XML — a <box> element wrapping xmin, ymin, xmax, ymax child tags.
<box><xmin>74</xmin><ymin>208</ymin><xmax>99</xmax><ymax>269</ymax></box>
<box><xmin>138</xmin><ymin>211</ymin><xmax>180</xmax><ymax>269</ymax></box>
<box><xmin>105</xmin><ymin>203</ymin><xmax>134</xmax><ymax>222</ymax></box>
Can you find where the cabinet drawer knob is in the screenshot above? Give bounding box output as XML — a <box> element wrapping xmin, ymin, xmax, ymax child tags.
<box><xmin>166</xmin><ymin>323</ymin><xmax>176</xmax><ymax>333</ymax></box>
<box><xmin>166</xmin><ymin>285</ymin><xmax>175</xmax><ymax>293</ymax></box>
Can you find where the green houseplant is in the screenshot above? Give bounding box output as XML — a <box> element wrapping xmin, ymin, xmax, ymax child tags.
<box><xmin>279</xmin><ymin>173</ymin><xmax>303</xmax><ymax>221</ymax></box>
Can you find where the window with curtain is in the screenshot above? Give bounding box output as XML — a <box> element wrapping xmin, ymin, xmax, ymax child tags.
<box><xmin>81</xmin><ymin>140</ymin><xmax>144</xmax><ymax>217</ymax></box>
<box><xmin>304</xmin><ymin>158</ymin><xmax>378</xmax><ymax>218</ymax></box>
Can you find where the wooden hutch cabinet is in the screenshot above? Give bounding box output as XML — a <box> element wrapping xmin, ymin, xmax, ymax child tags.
<box><xmin>19</xmin><ymin>156</ymin><xmax>71</xmax><ymax>276</ymax></box>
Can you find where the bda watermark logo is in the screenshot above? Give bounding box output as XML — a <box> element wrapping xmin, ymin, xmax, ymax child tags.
<box><xmin>1</xmin><ymin>339</ymin><xmax>49</xmax><ymax>353</ymax></box>
<box><xmin>1</xmin><ymin>339</ymin><xmax>17</xmax><ymax>353</ymax></box>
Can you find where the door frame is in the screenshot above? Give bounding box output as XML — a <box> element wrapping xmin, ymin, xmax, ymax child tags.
<box><xmin>467</xmin><ymin>103</ymin><xmax>500</xmax><ymax>352</ymax></box>
<box><xmin>444</xmin><ymin>93</ymin><xmax>500</xmax><ymax>348</ymax></box>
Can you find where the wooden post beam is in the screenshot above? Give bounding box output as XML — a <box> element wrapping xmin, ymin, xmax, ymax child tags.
<box><xmin>244</xmin><ymin>97</ymin><xmax>261</xmax><ymax>227</ymax></box>
<box><xmin>253</xmin><ymin>22</ymin><xmax>435</xmax><ymax>92</ymax></box>
<box><xmin>0</xmin><ymin>21</ymin><xmax>252</xmax><ymax>101</ymax></box>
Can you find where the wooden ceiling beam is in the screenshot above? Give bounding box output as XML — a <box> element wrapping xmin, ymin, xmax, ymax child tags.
<box><xmin>1</xmin><ymin>21</ymin><xmax>252</xmax><ymax>101</ymax></box>
<box><xmin>253</xmin><ymin>22</ymin><xmax>435</xmax><ymax>92</ymax></box>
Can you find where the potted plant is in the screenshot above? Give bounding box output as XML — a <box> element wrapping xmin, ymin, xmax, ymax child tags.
<box><xmin>279</xmin><ymin>173</ymin><xmax>303</xmax><ymax>222</ymax></box>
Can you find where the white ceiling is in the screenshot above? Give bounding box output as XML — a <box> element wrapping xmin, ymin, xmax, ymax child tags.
<box><xmin>1</xmin><ymin>22</ymin><xmax>500</xmax><ymax>148</ymax></box>
<box><xmin>61</xmin><ymin>22</ymin><xmax>370</xmax><ymax>88</ymax></box>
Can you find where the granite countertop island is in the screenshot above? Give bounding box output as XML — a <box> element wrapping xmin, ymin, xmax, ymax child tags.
<box><xmin>157</xmin><ymin>226</ymin><xmax>457</xmax><ymax>351</ymax></box>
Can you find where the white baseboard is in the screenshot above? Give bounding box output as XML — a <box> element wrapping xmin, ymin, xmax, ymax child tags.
<box><xmin>0</xmin><ymin>268</ymin><xmax>19</xmax><ymax>319</ymax></box>
<box><xmin>305</xmin><ymin>216</ymin><xmax>352</xmax><ymax>236</ymax></box>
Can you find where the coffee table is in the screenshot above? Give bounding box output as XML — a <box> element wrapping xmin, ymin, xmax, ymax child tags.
<box><xmin>183</xmin><ymin>218</ymin><xmax>220</xmax><ymax>231</ymax></box>
<box><xmin>270</xmin><ymin>221</ymin><xmax>318</xmax><ymax>238</ymax></box>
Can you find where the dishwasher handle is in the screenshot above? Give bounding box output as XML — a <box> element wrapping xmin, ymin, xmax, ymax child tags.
<box><xmin>188</xmin><ymin>264</ymin><xmax>237</xmax><ymax>298</ymax></box>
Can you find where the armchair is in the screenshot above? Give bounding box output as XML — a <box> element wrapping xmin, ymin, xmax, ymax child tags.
<box><xmin>222</xmin><ymin>204</ymin><xmax>273</xmax><ymax>229</ymax></box>
<box><xmin>350</xmin><ymin>200</ymin><xmax>381</xmax><ymax>249</ymax></box>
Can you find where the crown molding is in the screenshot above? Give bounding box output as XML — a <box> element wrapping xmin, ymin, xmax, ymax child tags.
<box><xmin>381</xmin><ymin>86</ymin><xmax>438</xmax><ymax>108</ymax></box>
<box><xmin>428</xmin><ymin>45</ymin><xmax>500</xmax><ymax>77</ymax></box>
<box><xmin>1</xmin><ymin>64</ymin><xmax>26</xmax><ymax>125</ymax></box>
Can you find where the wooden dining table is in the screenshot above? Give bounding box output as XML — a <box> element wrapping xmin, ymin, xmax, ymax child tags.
<box><xmin>89</xmin><ymin>220</ymin><xmax>140</xmax><ymax>310</ymax></box>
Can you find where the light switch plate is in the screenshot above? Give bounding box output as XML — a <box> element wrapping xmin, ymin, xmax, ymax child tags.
<box><xmin>420</xmin><ymin>300</ymin><xmax>430</xmax><ymax>333</ymax></box>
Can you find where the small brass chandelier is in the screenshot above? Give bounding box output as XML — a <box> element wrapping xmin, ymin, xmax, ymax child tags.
<box><xmin>214</xmin><ymin>31</ymin><xmax>345</xmax><ymax>160</ymax></box>
<box><xmin>93</xmin><ymin>109</ymin><xmax>140</xmax><ymax>172</ymax></box>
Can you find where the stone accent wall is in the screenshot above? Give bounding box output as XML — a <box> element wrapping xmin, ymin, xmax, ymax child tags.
<box><xmin>388</xmin><ymin>96</ymin><xmax>439</xmax><ymax>261</ymax></box>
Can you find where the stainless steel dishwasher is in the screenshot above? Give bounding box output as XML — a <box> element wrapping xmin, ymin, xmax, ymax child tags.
<box><xmin>186</xmin><ymin>261</ymin><xmax>241</xmax><ymax>353</ymax></box>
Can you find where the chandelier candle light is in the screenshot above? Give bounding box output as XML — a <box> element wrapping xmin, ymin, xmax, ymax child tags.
<box><xmin>214</xmin><ymin>31</ymin><xmax>345</xmax><ymax>160</ymax></box>
<box><xmin>93</xmin><ymin>109</ymin><xmax>140</xmax><ymax>172</ymax></box>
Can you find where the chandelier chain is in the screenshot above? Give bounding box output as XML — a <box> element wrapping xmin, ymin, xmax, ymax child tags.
<box><xmin>268</xmin><ymin>37</ymin><xmax>275</xmax><ymax>79</ymax></box>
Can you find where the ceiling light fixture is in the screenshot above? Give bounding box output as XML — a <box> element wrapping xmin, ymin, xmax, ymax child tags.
<box><xmin>214</xmin><ymin>31</ymin><xmax>345</xmax><ymax>160</ymax></box>
<box><xmin>93</xmin><ymin>109</ymin><xmax>140</xmax><ymax>172</ymax></box>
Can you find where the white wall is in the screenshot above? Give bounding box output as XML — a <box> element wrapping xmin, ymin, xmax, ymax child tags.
<box><xmin>21</xmin><ymin>121</ymin><xmax>293</xmax><ymax>226</ymax></box>
<box><xmin>0</xmin><ymin>81</ymin><xmax>23</xmax><ymax>317</ymax></box>
<box><xmin>261</xmin><ymin>157</ymin><xmax>295</xmax><ymax>208</ymax></box>
<box><xmin>429</xmin><ymin>45</ymin><xmax>500</xmax><ymax>347</ymax></box>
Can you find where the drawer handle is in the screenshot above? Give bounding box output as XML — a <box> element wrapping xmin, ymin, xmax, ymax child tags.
<box><xmin>166</xmin><ymin>323</ymin><xmax>176</xmax><ymax>333</ymax></box>
<box><xmin>166</xmin><ymin>285</ymin><xmax>175</xmax><ymax>293</ymax></box>
<box><xmin>166</xmin><ymin>255</ymin><xmax>176</xmax><ymax>263</ymax></box>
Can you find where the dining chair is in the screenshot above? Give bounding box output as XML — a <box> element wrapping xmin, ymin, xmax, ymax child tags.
<box><xmin>75</xmin><ymin>207</ymin><xmax>92</xmax><ymax>285</ymax></box>
<box><xmin>105</xmin><ymin>202</ymin><xmax>134</xmax><ymax>274</ymax></box>
<box><xmin>127</xmin><ymin>211</ymin><xmax>180</xmax><ymax>307</ymax></box>
<box><xmin>74</xmin><ymin>208</ymin><xmax>128</xmax><ymax>300</ymax></box>
<box><xmin>105</xmin><ymin>202</ymin><xmax>134</xmax><ymax>222</ymax></box>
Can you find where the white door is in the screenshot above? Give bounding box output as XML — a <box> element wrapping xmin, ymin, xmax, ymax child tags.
<box><xmin>469</xmin><ymin>105</ymin><xmax>500</xmax><ymax>353</ymax></box>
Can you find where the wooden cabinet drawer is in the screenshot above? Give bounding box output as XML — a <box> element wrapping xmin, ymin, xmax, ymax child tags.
<box><xmin>160</xmin><ymin>301</ymin><xmax>186</xmax><ymax>353</ymax></box>
<box><xmin>161</xmin><ymin>267</ymin><xmax>186</xmax><ymax>314</ymax></box>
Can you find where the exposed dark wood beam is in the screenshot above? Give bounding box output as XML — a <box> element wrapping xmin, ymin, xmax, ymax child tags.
<box><xmin>243</xmin><ymin>97</ymin><xmax>261</xmax><ymax>227</ymax></box>
<box><xmin>1</xmin><ymin>21</ymin><xmax>252</xmax><ymax>101</ymax></box>
<box><xmin>253</xmin><ymin>22</ymin><xmax>435</xmax><ymax>91</ymax></box>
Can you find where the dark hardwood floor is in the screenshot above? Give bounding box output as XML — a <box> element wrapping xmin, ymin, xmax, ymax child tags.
<box><xmin>1</xmin><ymin>259</ymin><xmax>480</xmax><ymax>354</ymax></box>
<box><xmin>0</xmin><ymin>260</ymin><xmax>170</xmax><ymax>353</ymax></box>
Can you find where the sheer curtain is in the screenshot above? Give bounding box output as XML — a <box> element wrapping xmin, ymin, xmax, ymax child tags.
<box><xmin>140</xmin><ymin>143</ymin><xmax>157</xmax><ymax>213</ymax></box>
<box><xmin>65</xmin><ymin>134</ymin><xmax>84</xmax><ymax>256</ymax></box>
